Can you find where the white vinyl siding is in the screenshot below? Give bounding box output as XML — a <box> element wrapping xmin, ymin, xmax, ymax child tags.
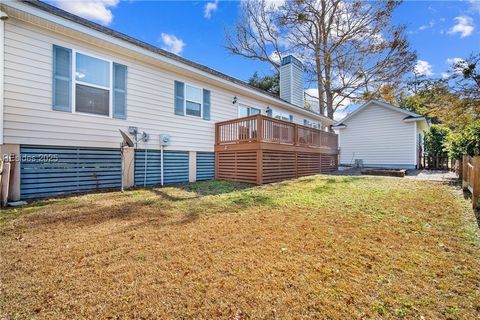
<box><xmin>337</xmin><ymin>102</ymin><xmax>416</xmax><ymax>167</ymax></box>
<box><xmin>3</xmin><ymin>18</ymin><xmax>325</xmax><ymax>152</ymax></box>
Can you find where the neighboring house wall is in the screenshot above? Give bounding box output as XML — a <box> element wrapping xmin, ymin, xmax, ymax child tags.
<box><xmin>3</xmin><ymin>18</ymin><xmax>325</xmax><ymax>152</ymax></box>
<box><xmin>337</xmin><ymin>102</ymin><xmax>417</xmax><ymax>168</ymax></box>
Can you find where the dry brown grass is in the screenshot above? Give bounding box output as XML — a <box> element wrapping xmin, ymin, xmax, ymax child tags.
<box><xmin>0</xmin><ymin>176</ymin><xmax>479</xmax><ymax>319</ymax></box>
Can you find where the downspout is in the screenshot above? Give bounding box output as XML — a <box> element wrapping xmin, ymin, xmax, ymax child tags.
<box><xmin>0</xmin><ymin>11</ymin><xmax>8</xmax><ymax>146</ymax></box>
<box><xmin>143</xmin><ymin>145</ymin><xmax>148</xmax><ymax>187</ymax></box>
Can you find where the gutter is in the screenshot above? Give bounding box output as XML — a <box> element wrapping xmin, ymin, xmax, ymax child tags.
<box><xmin>0</xmin><ymin>10</ymin><xmax>7</xmax><ymax>145</ymax></box>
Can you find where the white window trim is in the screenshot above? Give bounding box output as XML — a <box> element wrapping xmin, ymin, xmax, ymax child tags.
<box><xmin>304</xmin><ymin>119</ymin><xmax>322</xmax><ymax>130</ymax></box>
<box><xmin>273</xmin><ymin>109</ymin><xmax>291</xmax><ymax>122</ymax></box>
<box><xmin>249</xmin><ymin>106</ymin><xmax>261</xmax><ymax>115</ymax></box>
<box><xmin>71</xmin><ymin>49</ymin><xmax>113</xmax><ymax>118</ymax></box>
<box><xmin>184</xmin><ymin>83</ymin><xmax>203</xmax><ymax>118</ymax></box>
<box><xmin>238</xmin><ymin>104</ymin><xmax>260</xmax><ymax>118</ymax></box>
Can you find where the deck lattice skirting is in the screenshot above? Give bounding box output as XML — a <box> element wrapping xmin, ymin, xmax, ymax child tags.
<box><xmin>214</xmin><ymin>115</ymin><xmax>339</xmax><ymax>185</ymax></box>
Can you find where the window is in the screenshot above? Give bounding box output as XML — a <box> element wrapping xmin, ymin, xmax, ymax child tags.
<box><xmin>75</xmin><ymin>53</ymin><xmax>111</xmax><ymax>116</ymax></box>
<box><xmin>304</xmin><ymin>119</ymin><xmax>322</xmax><ymax>129</ymax></box>
<box><xmin>185</xmin><ymin>84</ymin><xmax>202</xmax><ymax>117</ymax></box>
<box><xmin>52</xmin><ymin>45</ymin><xmax>127</xmax><ymax>118</ymax></box>
<box><xmin>273</xmin><ymin>110</ymin><xmax>292</xmax><ymax>122</ymax></box>
<box><xmin>238</xmin><ymin>105</ymin><xmax>261</xmax><ymax>117</ymax></box>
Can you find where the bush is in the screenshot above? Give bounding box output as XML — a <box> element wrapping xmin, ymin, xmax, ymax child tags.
<box><xmin>424</xmin><ymin>124</ymin><xmax>450</xmax><ymax>155</ymax></box>
<box><xmin>444</xmin><ymin>121</ymin><xmax>480</xmax><ymax>159</ymax></box>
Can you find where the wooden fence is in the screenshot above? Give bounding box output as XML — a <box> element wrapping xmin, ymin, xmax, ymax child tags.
<box><xmin>462</xmin><ymin>154</ymin><xmax>480</xmax><ymax>209</ymax></box>
<box><xmin>421</xmin><ymin>153</ymin><xmax>450</xmax><ymax>170</ymax></box>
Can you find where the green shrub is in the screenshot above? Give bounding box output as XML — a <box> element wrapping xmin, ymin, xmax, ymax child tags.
<box><xmin>444</xmin><ymin>121</ymin><xmax>480</xmax><ymax>158</ymax></box>
<box><xmin>424</xmin><ymin>124</ymin><xmax>450</xmax><ymax>155</ymax></box>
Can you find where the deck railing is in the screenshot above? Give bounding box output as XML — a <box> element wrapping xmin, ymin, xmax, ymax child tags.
<box><xmin>215</xmin><ymin>114</ymin><xmax>338</xmax><ymax>150</ymax></box>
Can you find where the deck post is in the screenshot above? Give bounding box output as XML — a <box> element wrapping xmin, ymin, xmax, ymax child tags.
<box><xmin>256</xmin><ymin>114</ymin><xmax>263</xmax><ymax>143</ymax></box>
<box><xmin>462</xmin><ymin>153</ymin><xmax>468</xmax><ymax>189</ymax></box>
<box><xmin>256</xmin><ymin>150</ymin><xmax>263</xmax><ymax>185</ymax></box>
<box><xmin>293</xmin><ymin>124</ymin><xmax>298</xmax><ymax>146</ymax></box>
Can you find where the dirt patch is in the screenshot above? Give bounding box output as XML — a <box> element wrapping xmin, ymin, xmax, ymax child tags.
<box><xmin>0</xmin><ymin>178</ymin><xmax>479</xmax><ymax>319</ymax></box>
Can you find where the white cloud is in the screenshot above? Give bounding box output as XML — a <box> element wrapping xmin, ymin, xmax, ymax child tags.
<box><xmin>52</xmin><ymin>0</ymin><xmax>119</xmax><ymax>25</ymax></box>
<box><xmin>204</xmin><ymin>0</ymin><xmax>219</xmax><ymax>19</ymax></box>
<box><xmin>447</xmin><ymin>57</ymin><xmax>468</xmax><ymax>75</ymax></box>
<box><xmin>418</xmin><ymin>20</ymin><xmax>435</xmax><ymax>31</ymax></box>
<box><xmin>448</xmin><ymin>16</ymin><xmax>475</xmax><ymax>38</ymax></box>
<box><xmin>268</xmin><ymin>50</ymin><xmax>283</xmax><ymax>65</ymax></box>
<box><xmin>333</xmin><ymin>106</ymin><xmax>352</xmax><ymax>121</ymax></box>
<box><xmin>470</xmin><ymin>0</ymin><xmax>480</xmax><ymax>14</ymax></box>
<box><xmin>159</xmin><ymin>33</ymin><xmax>185</xmax><ymax>55</ymax></box>
<box><xmin>305</xmin><ymin>88</ymin><xmax>354</xmax><ymax>120</ymax></box>
<box><xmin>447</xmin><ymin>57</ymin><xmax>465</xmax><ymax>66</ymax></box>
<box><xmin>414</xmin><ymin>60</ymin><xmax>433</xmax><ymax>76</ymax></box>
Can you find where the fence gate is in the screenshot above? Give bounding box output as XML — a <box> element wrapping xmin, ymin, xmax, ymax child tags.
<box><xmin>20</xmin><ymin>146</ymin><xmax>122</xmax><ymax>200</ymax></box>
<box><xmin>134</xmin><ymin>150</ymin><xmax>189</xmax><ymax>186</ymax></box>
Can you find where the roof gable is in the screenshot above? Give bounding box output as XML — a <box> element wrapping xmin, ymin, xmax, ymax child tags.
<box><xmin>334</xmin><ymin>100</ymin><xmax>424</xmax><ymax>127</ymax></box>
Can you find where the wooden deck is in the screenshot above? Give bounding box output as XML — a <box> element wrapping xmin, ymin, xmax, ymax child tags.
<box><xmin>214</xmin><ymin>114</ymin><xmax>339</xmax><ymax>185</ymax></box>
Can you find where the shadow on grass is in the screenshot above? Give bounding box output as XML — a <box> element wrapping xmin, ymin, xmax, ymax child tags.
<box><xmin>137</xmin><ymin>180</ymin><xmax>254</xmax><ymax>202</ymax></box>
<box><xmin>13</xmin><ymin>180</ymin><xmax>256</xmax><ymax>229</ymax></box>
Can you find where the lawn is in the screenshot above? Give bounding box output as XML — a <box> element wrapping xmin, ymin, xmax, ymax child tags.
<box><xmin>1</xmin><ymin>176</ymin><xmax>479</xmax><ymax>319</ymax></box>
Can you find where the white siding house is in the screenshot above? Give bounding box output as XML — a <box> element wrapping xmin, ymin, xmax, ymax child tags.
<box><xmin>0</xmin><ymin>1</ymin><xmax>335</xmax><ymax>200</ymax></box>
<box><xmin>334</xmin><ymin>100</ymin><xmax>429</xmax><ymax>169</ymax></box>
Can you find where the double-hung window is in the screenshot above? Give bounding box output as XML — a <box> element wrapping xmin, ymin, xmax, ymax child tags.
<box><xmin>75</xmin><ymin>53</ymin><xmax>111</xmax><ymax>116</ymax></box>
<box><xmin>238</xmin><ymin>105</ymin><xmax>261</xmax><ymax>117</ymax></box>
<box><xmin>52</xmin><ymin>45</ymin><xmax>127</xmax><ymax>119</ymax></box>
<box><xmin>174</xmin><ymin>81</ymin><xmax>211</xmax><ymax>120</ymax></box>
<box><xmin>273</xmin><ymin>110</ymin><xmax>292</xmax><ymax>122</ymax></box>
<box><xmin>304</xmin><ymin>119</ymin><xmax>322</xmax><ymax>129</ymax></box>
<box><xmin>185</xmin><ymin>84</ymin><xmax>202</xmax><ymax>117</ymax></box>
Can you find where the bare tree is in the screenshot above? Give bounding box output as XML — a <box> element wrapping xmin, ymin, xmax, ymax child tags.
<box><xmin>226</xmin><ymin>0</ymin><xmax>416</xmax><ymax>119</ymax></box>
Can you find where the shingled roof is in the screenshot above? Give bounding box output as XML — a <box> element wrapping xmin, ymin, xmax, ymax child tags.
<box><xmin>20</xmin><ymin>0</ymin><xmax>330</xmax><ymax>121</ymax></box>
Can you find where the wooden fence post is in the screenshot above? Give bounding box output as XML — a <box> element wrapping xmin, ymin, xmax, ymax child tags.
<box><xmin>462</xmin><ymin>153</ymin><xmax>468</xmax><ymax>189</ymax></box>
<box><xmin>472</xmin><ymin>156</ymin><xmax>480</xmax><ymax>210</ymax></box>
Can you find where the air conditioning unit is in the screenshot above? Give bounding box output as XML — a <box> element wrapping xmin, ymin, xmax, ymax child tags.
<box><xmin>160</xmin><ymin>134</ymin><xmax>171</xmax><ymax>146</ymax></box>
<box><xmin>354</xmin><ymin>159</ymin><xmax>364</xmax><ymax>168</ymax></box>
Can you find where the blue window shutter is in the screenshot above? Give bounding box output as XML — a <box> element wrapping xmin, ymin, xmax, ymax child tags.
<box><xmin>203</xmin><ymin>89</ymin><xmax>211</xmax><ymax>120</ymax></box>
<box><xmin>174</xmin><ymin>81</ymin><xmax>185</xmax><ymax>116</ymax></box>
<box><xmin>113</xmin><ymin>63</ymin><xmax>127</xmax><ymax>119</ymax></box>
<box><xmin>52</xmin><ymin>45</ymin><xmax>72</xmax><ymax>112</ymax></box>
<box><xmin>304</xmin><ymin>119</ymin><xmax>308</xmax><ymax>126</ymax></box>
<box><xmin>289</xmin><ymin>115</ymin><xmax>294</xmax><ymax>122</ymax></box>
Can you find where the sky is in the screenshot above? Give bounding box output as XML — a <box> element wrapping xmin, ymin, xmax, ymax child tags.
<box><xmin>48</xmin><ymin>0</ymin><xmax>479</xmax><ymax>118</ymax></box>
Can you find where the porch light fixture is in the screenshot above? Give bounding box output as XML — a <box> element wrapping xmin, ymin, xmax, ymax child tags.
<box><xmin>232</xmin><ymin>96</ymin><xmax>237</xmax><ymax>104</ymax></box>
<box><xmin>265</xmin><ymin>107</ymin><xmax>272</xmax><ymax>116</ymax></box>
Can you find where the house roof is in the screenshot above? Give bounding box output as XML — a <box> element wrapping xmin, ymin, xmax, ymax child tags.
<box><xmin>10</xmin><ymin>0</ymin><xmax>333</xmax><ymax>124</ymax></box>
<box><xmin>333</xmin><ymin>100</ymin><xmax>427</xmax><ymax>128</ymax></box>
